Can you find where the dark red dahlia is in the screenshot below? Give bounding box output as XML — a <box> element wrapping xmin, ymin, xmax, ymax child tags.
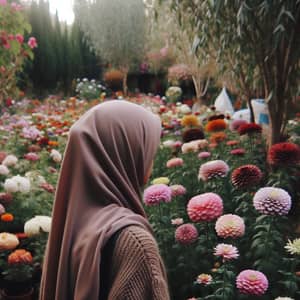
<box><xmin>238</xmin><ymin>123</ymin><xmax>262</xmax><ymax>135</ymax></box>
<box><xmin>182</xmin><ymin>128</ymin><xmax>205</xmax><ymax>143</ymax></box>
<box><xmin>268</xmin><ymin>142</ymin><xmax>300</xmax><ymax>166</ymax></box>
<box><xmin>231</xmin><ymin>164</ymin><xmax>263</xmax><ymax>189</ymax></box>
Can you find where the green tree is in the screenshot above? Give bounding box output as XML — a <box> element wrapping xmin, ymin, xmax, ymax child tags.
<box><xmin>165</xmin><ymin>0</ymin><xmax>300</xmax><ymax>145</ymax></box>
<box><xmin>74</xmin><ymin>0</ymin><xmax>146</xmax><ymax>95</ymax></box>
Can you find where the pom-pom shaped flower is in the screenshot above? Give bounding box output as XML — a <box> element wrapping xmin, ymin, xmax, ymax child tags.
<box><xmin>253</xmin><ymin>187</ymin><xmax>291</xmax><ymax>215</ymax></box>
<box><xmin>170</xmin><ymin>184</ymin><xmax>186</xmax><ymax>197</ymax></box>
<box><xmin>205</xmin><ymin>119</ymin><xmax>227</xmax><ymax>132</ymax></box>
<box><xmin>0</xmin><ymin>164</ymin><xmax>9</xmax><ymax>175</ymax></box>
<box><xmin>238</xmin><ymin>123</ymin><xmax>262</xmax><ymax>135</ymax></box>
<box><xmin>187</xmin><ymin>193</ymin><xmax>223</xmax><ymax>222</ymax></box>
<box><xmin>175</xmin><ymin>224</ymin><xmax>198</xmax><ymax>245</ymax></box>
<box><xmin>50</xmin><ymin>149</ymin><xmax>62</xmax><ymax>163</ymax></box>
<box><xmin>198</xmin><ymin>151</ymin><xmax>211</xmax><ymax>159</ymax></box>
<box><xmin>0</xmin><ymin>233</ymin><xmax>19</xmax><ymax>250</ymax></box>
<box><xmin>209</xmin><ymin>132</ymin><xmax>227</xmax><ymax>144</ymax></box>
<box><xmin>0</xmin><ymin>192</ymin><xmax>13</xmax><ymax>205</ymax></box>
<box><xmin>24</xmin><ymin>152</ymin><xmax>39</xmax><ymax>162</ymax></box>
<box><xmin>196</xmin><ymin>273</ymin><xmax>212</xmax><ymax>285</ymax></box>
<box><xmin>231</xmin><ymin>164</ymin><xmax>263</xmax><ymax>189</ymax></box>
<box><xmin>214</xmin><ymin>243</ymin><xmax>239</xmax><ymax>261</ymax></box>
<box><xmin>166</xmin><ymin>157</ymin><xmax>184</xmax><ymax>168</ymax></box>
<box><xmin>151</xmin><ymin>177</ymin><xmax>170</xmax><ymax>185</ymax></box>
<box><xmin>198</xmin><ymin>160</ymin><xmax>229</xmax><ymax>181</ymax></box>
<box><xmin>8</xmin><ymin>249</ymin><xmax>33</xmax><ymax>265</ymax></box>
<box><xmin>230</xmin><ymin>119</ymin><xmax>248</xmax><ymax>131</ymax></box>
<box><xmin>285</xmin><ymin>238</ymin><xmax>300</xmax><ymax>255</ymax></box>
<box><xmin>236</xmin><ymin>270</ymin><xmax>268</xmax><ymax>296</ymax></box>
<box><xmin>24</xmin><ymin>215</ymin><xmax>52</xmax><ymax>237</ymax></box>
<box><xmin>268</xmin><ymin>142</ymin><xmax>300</xmax><ymax>166</ymax></box>
<box><xmin>171</xmin><ymin>218</ymin><xmax>184</xmax><ymax>226</ymax></box>
<box><xmin>2</xmin><ymin>154</ymin><xmax>18</xmax><ymax>167</ymax></box>
<box><xmin>182</xmin><ymin>128</ymin><xmax>205</xmax><ymax>143</ymax></box>
<box><xmin>143</xmin><ymin>184</ymin><xmax>172</xmax><ymax>206</ymax></box>
<box><xmin>181</xmin><ymin>115</ymin><xmax>200</xmax><ymax>127</ymax></box>
<box><xmin>230</xmin><ymin>148</ymin><xmax>246</xmax><ymax>155</ymax></box>
<box><xmin>215</xmin><ymin>214</ymin><xmax>245</xmax><ymax>238</ymax></box>
<box><xmin>4</xmin><ymin>175</ymin><xmax>30</xmax><ymax>193</ymax></box>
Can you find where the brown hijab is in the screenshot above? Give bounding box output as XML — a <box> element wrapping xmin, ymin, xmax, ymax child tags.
<box><xmin>39</xmin><ymin>100</ymin><xmax>162</xmax><ymax>300</ymax></box>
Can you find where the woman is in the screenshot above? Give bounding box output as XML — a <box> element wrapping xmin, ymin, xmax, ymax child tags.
<box><xmin>39</xmin><ymin>100</ymin><xmax>169</xmax><ymax>300</ymax></box>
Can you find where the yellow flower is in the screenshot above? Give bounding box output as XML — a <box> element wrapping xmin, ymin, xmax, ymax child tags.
<box><xmin>181</xmin><ymin>115</ymin><xmax>200</xmax><ymax>127</ymax></box>
<box><xmin>152</xmin><ymin>177</ymin><xmax>170</xmax><ymax>185</ymax></box>
<box><xmin>285</xmin><ymin>238</ymin><xmax>300</xmax><ymax>255</ymax></box>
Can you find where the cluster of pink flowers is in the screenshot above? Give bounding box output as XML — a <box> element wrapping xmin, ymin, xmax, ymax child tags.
<box><xmin>187</xmin><ymin>193</ymin><xmax>223</xmax><ymax>222</ymax></box>
<box><xmin>236</xmin><ymin>270</ymin><xmax>268</xmax><ymax>296</ymax></box>
<box><xmin>215</xmin><ymin>214</ymin><xmax>245</xmax><ymax>238</ymax></box>
<box><xmin>143</xmin><ymin>184</ymin><xmax>172</xmax><ymax>206</ymax></box>
<box><xmin>175</xmin><ymin>224</ymin><xmax>198</xmax><ymax>245</ymax></box>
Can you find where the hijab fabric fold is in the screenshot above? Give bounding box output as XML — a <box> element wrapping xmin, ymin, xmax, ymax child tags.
<box><xmin>39</xmin><ymin>100</ymin><xmax>162</xmax><ymax>300</ymax></box>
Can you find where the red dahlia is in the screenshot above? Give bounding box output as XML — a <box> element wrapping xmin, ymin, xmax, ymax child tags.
<box><xmin>238</xmin><ymin>123</ymin><xmax>262</xmax><ymax>135</ymax></box>
<box><xmin>268</xmin><ymin>142</ymin><xmax>300</xmax><ymax>166</ymax></box>
<box><xmin>231</xmin><ymin>164</ymin><xmax>263</xmax><ymax>189</ymax></box>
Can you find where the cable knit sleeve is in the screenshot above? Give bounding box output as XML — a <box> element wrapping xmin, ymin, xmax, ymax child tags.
<box><xmin>107</xmin><ymin>225</ymin><xmax>170</xmax><ymax>300</ymax></box>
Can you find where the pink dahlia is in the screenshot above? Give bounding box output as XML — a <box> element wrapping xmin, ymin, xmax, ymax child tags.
<box><xmin>187</xmin><ymin>193</ymin><xmax>223</xmax><ymax>222</ymax></box>
<box><xmin>268</xmin><ymin>142</ymin><xmax>300</xmax><ymax>166</ymax></box>
<box><xmin>143</xmin><ymin>184</ymin><xmax>172</xmax><ymax>206</ymax></box>
<box><xmin>215</xmin><ymin>214</ymin><xmax>245</xmax><ymax>238</ymax></box>
<box><xmin>24</xmin><ymin>152</ymin><xmax>39</xmax><ymax>161</ymax></box>
<box><xmin>171</xmin><ymin>218</ymin><xmax>184</xmax><ymax>226</ymax></box>
<box><xmin>226</xmin><ymin>140</ymin><xmax>240</xmax><ymax>146</ymax></box>
<box><xmin>170</xmin><ymin>184</ymin><xmax>186</xmax><ymax>197</ymax></box>
<box><xmin>231</xmin><ymin>164</ymin><xmax>263</xmax><ymax>189</ymax></box>
<box><xmin>230</xmin><ymin>148</ymin><xmax>246</xmax><ymax>155</ymax></box>
<box><xmin>214</xmin><ymin>243</ymin><xmax>239</xmax><ymax>261</ymax></box>
<box><xmin>198</xmin><ymin>160</ymin><xmax>229</xmax><ymax>181</ymax></box>
<box><xmin>253</xmin><ymin>187</ymin><xmax>291</xmax><ymax>215</ymax></box>
<box><xmin>198</xmin><ymin>151</ymin><xmax>211</xmax><ymax>159</ymax></box>
<box><xmin>166</xmin><ymin>157</ymin><xmax>184</xmax><ymax>168</ymax></box>
<box><xmin>175</xmin><ymin>224</ymin><xmax>198</xmax><ymax>245</ymax></box>
<box><xmin>196</xmin><ymin>273</ymin><xmax>212</xmax><ymax>285</ymax></box>
<box><xmin>236</xmin><ymin>270</ymin><xmax>268</xmax><ymax>296</ymax></box>
<box><xmin>230</xmin><ymin>119</ymin><xmax>248</xmax><ymax>131</ymax></box>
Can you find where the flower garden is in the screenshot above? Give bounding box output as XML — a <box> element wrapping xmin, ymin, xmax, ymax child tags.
<box><xmin>1</xmin><ymin>0</ymin><xmax>300</xmax><ymax>299</ymax></box>
<box><xmin>0</xmin><ymin>96</ymin><xmax>299</xmax><ymax>299</ymax></box>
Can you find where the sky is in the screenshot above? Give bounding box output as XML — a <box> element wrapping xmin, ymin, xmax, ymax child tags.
<box><xmin>48</xmin><ymin>0</ymin><xmax>75</xmax><ymax>24</ymax></box>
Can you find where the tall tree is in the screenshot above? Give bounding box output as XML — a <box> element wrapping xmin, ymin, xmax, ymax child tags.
<box><xmin>74</xmin><ymin>0</ymin><xmax>146</xmax><ymax>95</ymax></box>
<box><xmin>165</xmin><ymin>0</ymin><xmax>300</xmax><ymax>144</ymax></box>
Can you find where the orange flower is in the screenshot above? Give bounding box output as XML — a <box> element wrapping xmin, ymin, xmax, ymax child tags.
<box><xmin>48</xmin><ymin>140</ymin><xmax>59</xmax><ymax>147</ymax></box>
<box><xmin>8</xmin><ymin>249</ymin><xmax>33</xmax><ymax>265</ymax></box>
<box><xmin>205</xmin><ymin>119</ymin><xmax>227</xmax><ymax>132</ymax></box>
<box><xmin>210</xmin><ymin>132</ymin><xmax>227</xmax><ymax>144</ymax></box>
<box><xmin>1</xmin><ymin>213</ymin><xmax>14</xmax><ymax>222</ymax></box>
<box><xmin>181</xmin><ymin>115</ymin><xmax>200</xmax><ymax>127</ymax></box>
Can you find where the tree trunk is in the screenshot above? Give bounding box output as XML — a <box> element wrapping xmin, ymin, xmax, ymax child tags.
<box><xmin>267</xmin><ymin>98</ymin><xmax>283</xmax><ymax>146</ymax></box>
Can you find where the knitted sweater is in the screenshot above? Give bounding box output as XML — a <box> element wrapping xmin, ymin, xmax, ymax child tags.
<box><xmin>102</xmin><ymin>225</ymin><xmax>170</xmax><ymax>300</ymax></box>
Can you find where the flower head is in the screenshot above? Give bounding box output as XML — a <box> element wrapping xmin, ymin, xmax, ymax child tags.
<box><xmin>209</xmin><ymin>132</ymin><xmax>227</xmax><ymax>144</ymax></box>
<box><xmin>175</xmin><ymin>224</ymin><xmax>198</xmax><ymax>244</ymax></box>
<box><xmin>166</xmin><ymin>157</ymin><xmax>184</xmax><ymax>168</ymax></box>
<box><xmin>196</xmin><ymin>273</ymin><xmax>212</xmax><ymax>285</ymax></box>
<box><xmin>214</xmin><ymin>243</ymin><xmax>239</xmax><ymax>261</ymax></box>
<box><xmin>187</xmin><ymin>193</ymin><xmax>223</xmax><ymax>222</ymax></box>
<box><xmin>268</xmin><ymin>142</ymin><xmax>300</xmax><ymax>166</ymax></box>
<box><xmin>182</xmin><ymin>128</ymin><xmax>205</xmax><ymax>143</ymax></box>
<box><xmin>230</xmin><ymin>119</ymin><xmax>248</xmax><ymax>131</ymax></box>
<box><xmin>24</xmin><ymin>215</ymin><xmax>52</xmax><ymax>237</ymax></box>
<box><xmin>170</xmin><ymin>184</ymin><xmax>186</xmax><ymax>197</ymax></box>
<box><xmin>198</xmin><ymin>160</ymin><xmax>229</xmax><ymax>181</ymax></box>
<box><xmin>205</xmin><ymin>119</ymin><xmax>227</xmax><ymax>132</ymax></box>
<box><xmin>151</xmin><ymin>177</ymin><xmax>170</xmax><ymax>185</ymax></box>
<box><xmin>181</xmin><ymin>115</ymin><xmax>200</xmax><ymax>127</ymax></box>
<box><xmin>253</xmin><ymin>187</ymin><xmax>291</xmax><ymax>215</ymax></box>
<box><xmin>215</xmin><ymin>214</ymin><xmax>245</xmax><ymax>238</ymax></box>
<box><xmin>274</xmin><ymin>297</ymin><xmax>295</xmax><ymax>300</ymax></box>
<box><xmin>236</xmin><ymin>270</ymin><xmax>268</xmax><ymax>295</ymax></box>
<box><xmin>143</xmin><ymin>184</ymin><xmax>172</xmax><ymax>206</ymax></box>
<box><xmin>50</xmin><ymin>149</ymin><xmax>62</xmax><ymax>163</ymax></box>
<box><xmin>198</xmin><ymin>151</ymin><xmax>211</xmax><ymax>159</ymax></box>
<box><xmin>0</xmin><ymin>164</ymin><xmax>9</xmax><ymax>175</ymax></box>
<box><xmin>8</xmin><ymin>249</ymin><xmax>33</xmax><ymax>264</ymax></box>
<box><xmin>0</xmin><ymin>233</ymin><xmax>19</xmax><ymax>250</ymax></box>
<box><xmin>27</xmin><ymin>37</ymin><xmax>38</xmax><ymax>49</ymax></box>
<box><xmin>285</xmin><ymin>238</ymin><xmax>300</xmax><ymax>255</ymax></box>
<box><xmin>238</xmin><ymin>123</ymin><xmax>262</xmax><ymax>135</ymax></box>
<box><xmin>230</xmin><ymin>148</ymin><xmax>246</xmax><ymax>155</ymax></box>
<box><xmin>24</xmin><ymin>152</ymin><xmax>39</xmax><ymax>161</ymax></box>
<box><xmin>231</xmin><ymin>164</ymin><xmax>263</xmax><ymax>189</ymax></box>
<box><xmin>2</xmin><ymin>155</ymin><xmax>18</xmax><ymax>167</ymax></box>
<box><xmin>171</xmin><ymin>218</ymin><xmax>184</xmax><ymax>226</ymax></box>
